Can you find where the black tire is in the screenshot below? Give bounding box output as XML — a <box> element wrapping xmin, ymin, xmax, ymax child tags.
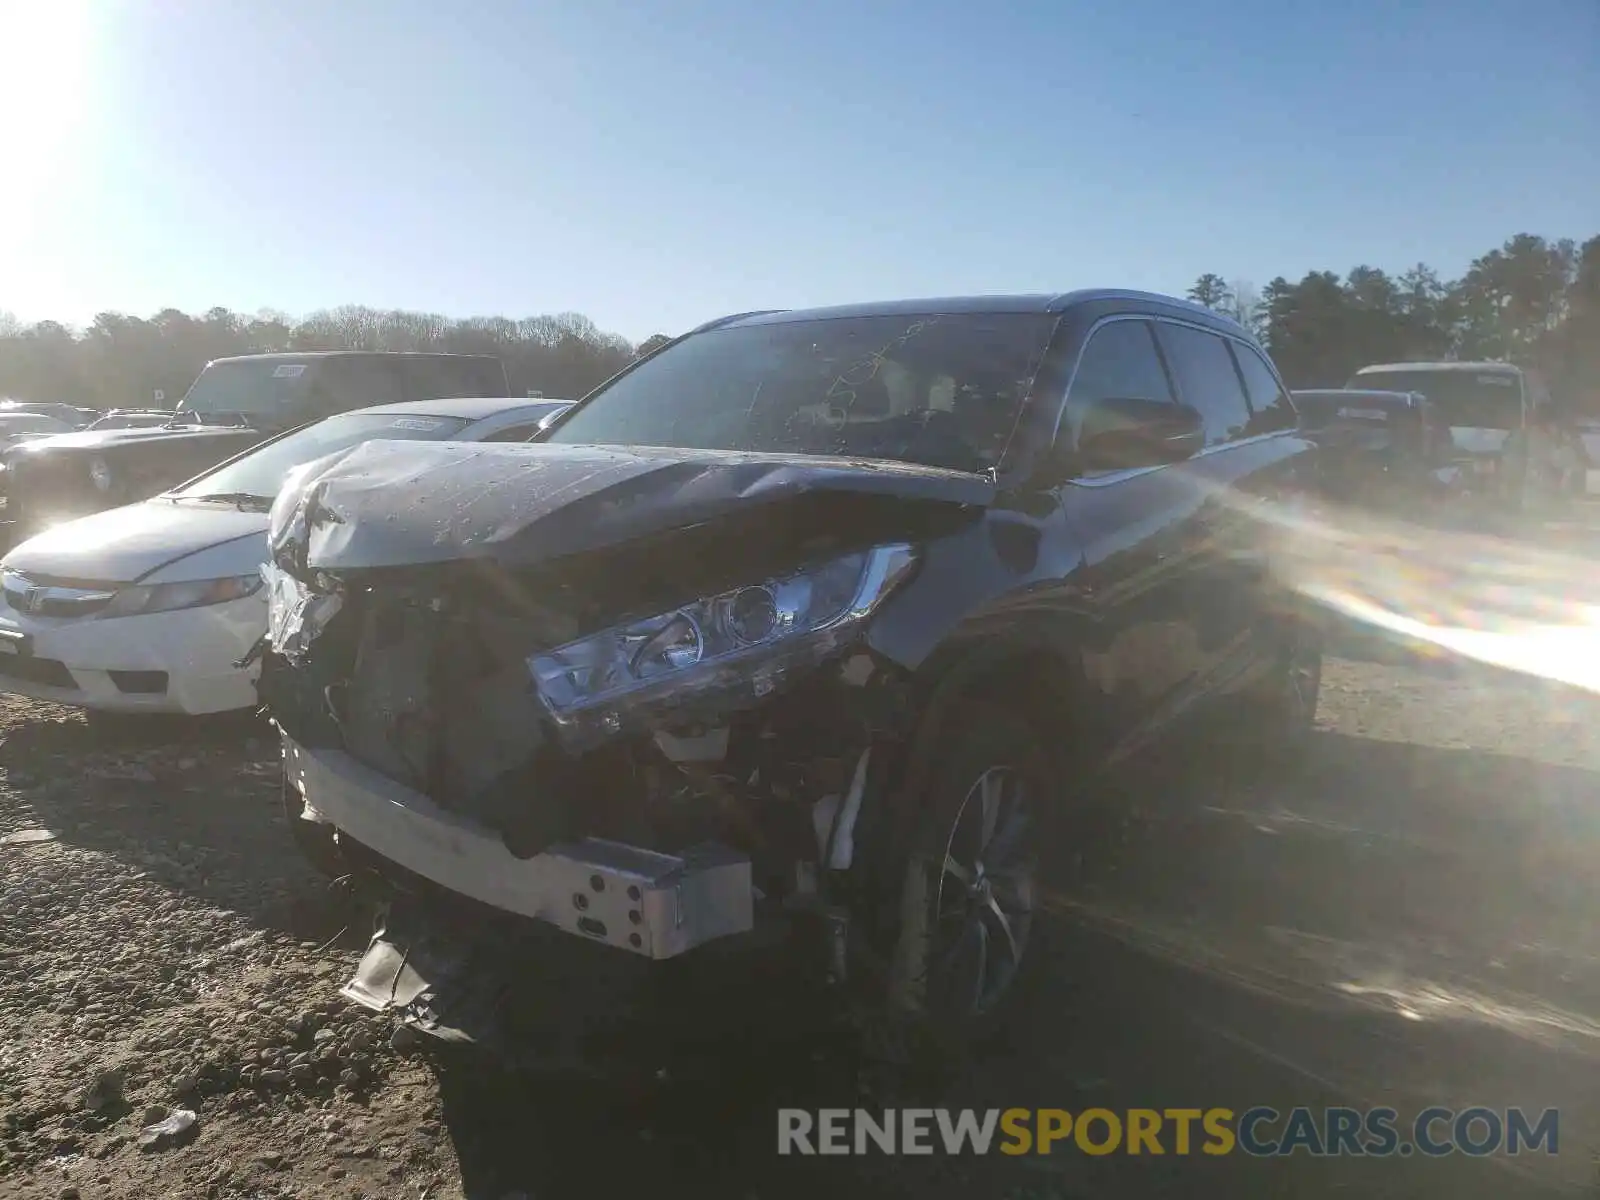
<box><xmin>1226</xmin><ymin>610</ymin><xmax>1324</xmax><ymax>774</ymax></box>
<box><xmin>880</xmin><ymin>700</ymin><xmax>1047</xmax><ymax>1054</ymax></box>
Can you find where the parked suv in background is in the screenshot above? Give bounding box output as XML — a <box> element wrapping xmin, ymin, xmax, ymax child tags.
<box><xmin>262</xmin><ymin>291</ymin><xmax>1326</xmax><ymax>1061</ymax></box>
<box><xmin>2</xmin><ymin>351</ymin><xmax>508</xmax><ymax>541</ymax></box>
<box><xmin>1291</xmin><ymin>388</ymin><xmax>1457</xmax><ymax>509</ymax></box>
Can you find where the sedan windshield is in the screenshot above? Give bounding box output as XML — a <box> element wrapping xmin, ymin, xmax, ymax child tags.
<box><xmin>544</xmin><ymin>313</ymin><xmax>1058</xmax><ymax>473</ymax></box>
<box><xmin>177</xmin><ymin>359</ymin><xmax>316</xmax><ymax>417</ymax></box>
<box><xmin>168</xmin><ymin>411</ymin><xmax>473</xmax><ymax>505</ymax></box>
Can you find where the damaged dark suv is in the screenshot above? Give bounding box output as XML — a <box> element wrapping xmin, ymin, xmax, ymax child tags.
<box><xmin>260</xmin><ymin>291</ymin><xmax>1323</xmax><ymax>1055</ymax></box>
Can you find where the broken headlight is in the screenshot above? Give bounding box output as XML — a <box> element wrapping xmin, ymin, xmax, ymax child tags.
<box><xmin>528</xmin><ymin>543</ymin><xmax>917</xmax><ymax>726</ymax></box>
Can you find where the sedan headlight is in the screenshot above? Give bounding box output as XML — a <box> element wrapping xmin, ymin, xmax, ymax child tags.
<box><xmin>89</xmin><ymin>457</ymin><xmax>113</xmax><ymax>492</ymax></box>
<box><xmin>100</xmin><ymin>575</ymin><xmax>264</xmax><ymax>619</ymax></box>
<box><xmin>528</xmin><ymin>543</ymin><xmax>917</xmax><ymax>737</ymax></box>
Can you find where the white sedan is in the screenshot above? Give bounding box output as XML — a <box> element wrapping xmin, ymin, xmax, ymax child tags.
<box><xmin>0</xmin><ymin>396</ymin><xmax>570</xmax><ymax>714</ymax></box>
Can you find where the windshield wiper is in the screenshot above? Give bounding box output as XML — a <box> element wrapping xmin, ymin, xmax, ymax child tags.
<box><xmin>181</xmin><ymin>491</ymin><xmax>273</xmax><ymax>511</ymax></box>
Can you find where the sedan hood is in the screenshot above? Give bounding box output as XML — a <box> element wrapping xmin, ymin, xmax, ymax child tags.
<box><xmin>8</xmin><ymin>425</ymin><xmax>259</xmax><ymax>456</ymax></box>
<box><xmin>2</xmin><ymin>500</ymin><xmax>268</xmax><ymax>584</ymax></box>
<box><xmin>278</xmin><ymin>440</ymin><xmax>994</xmax><ymax>570</ymax></box>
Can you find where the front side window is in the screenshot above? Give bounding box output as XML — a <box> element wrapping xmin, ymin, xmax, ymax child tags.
<box><xmin>544</xmin><ymin>313</ymin><xmax>1058</xmax><ymax>474</ymax></box>
<box><xmin>167</xmin><ymin>411</ymin><xmax>472</xmax><ymax>507</ymax></box>
<box><xmin>1060</xmin><ymin>319</ymin><xmax>1176</xmax><ymax>450</ymax></box>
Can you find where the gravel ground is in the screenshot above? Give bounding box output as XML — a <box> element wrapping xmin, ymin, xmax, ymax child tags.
<box><xmin>3</xmin><ymin>642</ymin><xmax>1600</xmax><ymax>1198</ymax></box>
<box><xmin>0</xmin><ymin>702</ymin><xmax>463</xmax><ymax>1199</ymax></box>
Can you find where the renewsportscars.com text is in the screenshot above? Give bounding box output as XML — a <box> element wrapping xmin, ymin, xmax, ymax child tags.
<box><xmin>776</xmin><ymin>1106</ymin><xmax>1559</xmax><ymax>1158</ymax></box>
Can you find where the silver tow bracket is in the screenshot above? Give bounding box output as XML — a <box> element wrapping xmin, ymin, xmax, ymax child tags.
<box><xmin>539</xmin><ymin>838</ymin><xmax>753</xmax><ymax>959</ymax></box>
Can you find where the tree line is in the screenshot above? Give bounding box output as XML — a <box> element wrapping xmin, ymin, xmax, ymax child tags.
<box><xmin>1188</xmin><ymin>231</ymin><xmax>1599</xmax><ymax>405</ymax></box>
<box><xmin>3</xmin><ymin>228</ymin><xmax>1595</xmax><ymax>412</ymax></box>
<box><xmin>0</xmin><ymin>305</ymin><xmax>670</xmax><ymax>410</ymax></box>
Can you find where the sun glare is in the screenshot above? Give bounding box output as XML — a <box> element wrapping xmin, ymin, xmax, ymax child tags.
<box><xmin>0</xmin><ymin>0</ymin><xmax>95</xmax><ymax>246</ymax></box>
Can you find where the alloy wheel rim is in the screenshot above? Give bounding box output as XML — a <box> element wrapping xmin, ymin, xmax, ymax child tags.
<box><xmin>930</xmin><ymin>766</ymin><xmax>1036</xmax><ymax>1017</ymax></box>
<box><xmin>1284</xmin><ymin>626</ymin><xmax>1322</xmax><ymax>728</ymax></box>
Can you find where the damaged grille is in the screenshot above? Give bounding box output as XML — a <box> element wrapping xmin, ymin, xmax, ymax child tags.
<box><xmin>266</xmin><ymin>576</ymin><xmax>593</xmax><ymax>854</ymax></box>
<box><xmin>340</xmin><ymin>598</ymin><xmax>554</xmax><ymax>800</ymax></box>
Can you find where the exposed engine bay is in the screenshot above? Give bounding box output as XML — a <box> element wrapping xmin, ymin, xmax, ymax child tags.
<box><xmin>265</xmin><ymin>562</ymin><xmax>914</xmax><ymax>925</ymax></box>
<box><xmin>255</xmin><ymin>440</ymin><xmax>987</xmax><ymax>1023</ymax></box>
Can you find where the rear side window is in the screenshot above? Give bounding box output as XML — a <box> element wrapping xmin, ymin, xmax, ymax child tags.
<box><xmin>1229</xmin><ymin>342</ymin><xmax>1297</xmax><ymax>435</ymax></box>
<box><xmin>307</xmin><ymin>357</ymin><xmax>406</xmax><ymax>416</ymax></box>
<box><xmin>1062</xmin><ymin>319</ymin><xmax>1175</xmax><ymax>445</ymax></box>
<box><xmin>481</xmin><ymin>422</ymin><xmax>545</xmax><ymax>443</ymax></box>
<box><xmin>401</xmin><ymin>356</ymin><xmax>505</xmax><ymax>402</ymax></box>
<box><xmin>1156</xmin><ymin>322</ymin><xmax>1252</xmax><ymax>447</ymax></box>
<box><xmin>455</xmin><ymin>357</ymin><xmax>507</xmax><ymax>396</ymax></box>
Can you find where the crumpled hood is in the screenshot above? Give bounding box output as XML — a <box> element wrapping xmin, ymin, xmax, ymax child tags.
<box><xmin>277</xmin><ymin>440</ymin><xmax>994</xmax><ymax>570</ymax></box>
<box><xmin>3</xmin><ymin>499</ymin><xmax>267</xmax><ymax>583</ymax></box>
<box><xmin>1450</xmin><ymin>426</ymin><xmax>1512</xmax><ymax>456</ymax></box>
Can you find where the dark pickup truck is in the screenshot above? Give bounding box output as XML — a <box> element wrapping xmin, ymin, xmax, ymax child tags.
<box><xmin>1291</xmin><ymin>387</ymin><xmax>1456</xmax><ymax>508</ymax></box>
<box><xmin>2</xmin><ymin>351</ymin><xmax>507</xmax><ymax>540</ymax></box>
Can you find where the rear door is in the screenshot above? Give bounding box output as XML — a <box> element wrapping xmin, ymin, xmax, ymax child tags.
<box><xmin>1055</xmin><ymin>317</ymin><xmax>1213</xmax><ymax>738</ymax></box>
<box><xmin>1148</xmin><ymin>319</ymin><xmax>1264</xmax><ymax>691</ymax></box>
<box><xmin>1187</xmin><ymin>328</ymin><xmax>1316</xmax><ymax>698</ymax></box>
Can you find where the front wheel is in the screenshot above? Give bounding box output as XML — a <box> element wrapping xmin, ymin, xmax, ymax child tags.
<box><xmin>1226</xmin><ymin>612</ymin><xmax>1324</xmax><ymax>773</ymax></box>
<box><xmin>882</xmin><ymin>701</ymin><xmax>1046</xmax><ymax>1050</ymax></box>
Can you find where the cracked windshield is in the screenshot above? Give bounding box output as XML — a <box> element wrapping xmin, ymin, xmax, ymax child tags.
<box><xmin>0</xmin><ymin>2</ymin><xmax>1595</xmax><ymax>1198</ymax></box>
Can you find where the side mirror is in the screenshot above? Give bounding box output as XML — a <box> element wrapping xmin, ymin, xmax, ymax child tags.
<box><xmin>1079</xmin><ymin>397</ymin><xmax>1205</xmax><ymax>471</ymax></box>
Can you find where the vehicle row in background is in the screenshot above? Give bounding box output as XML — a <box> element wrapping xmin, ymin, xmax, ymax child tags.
<box><xmin>0</xmin><ymin>351</ymin><xmax>508</xmax><ymax>543</ymax></box>
<box><xmin>1290</xmin><ymin>360</ymin><xmax>1584</xmax><ymax>523</ymax></box>
<box><xmin>1345</xmin><ymin>360</ymin><xmax>1582</xmax><ymax>513</ymax></box>
<box><xmin>0</xmin><ymin>397</ymin><xmax>570</xmax><ymax>715</ymax></box>
<box><xmin>0</xmin><ymin>400</ymin><xmax>102</xmax><ymax>428</ymax></box>
<box><xmin>1291</xmin><ymin>386</ymin><xmax>1449</xmax><ymax>508</ymax></box>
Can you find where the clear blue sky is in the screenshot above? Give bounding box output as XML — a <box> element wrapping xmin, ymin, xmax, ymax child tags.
<box><xmin>3</xmin><ymin>0</ymin><xmax>1595</xmax><ymax>342</ymax></box>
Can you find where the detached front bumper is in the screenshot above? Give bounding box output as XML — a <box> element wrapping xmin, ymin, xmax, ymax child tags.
<box><xmin>284</xmin><ymin>739</ymin><xmax>755</xmax><ymax>960</ymax></box>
